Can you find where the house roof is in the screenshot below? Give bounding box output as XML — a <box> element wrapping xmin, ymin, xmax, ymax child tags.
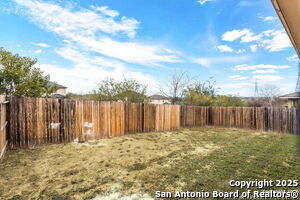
<box><xmin>271</xmin><ymin>0</ymin><xmax>300</xmax><ymax>58</ymax></box>
<box><xmin>49</xmin><ymin>81</ymin><xmax>67</xmax><ymax>89</ymax></box>
<box><xmin>49</xmin><ymin>93</ymin><xmax>66</xmax><ymax>98</ymax></box>
<box><xmin>149</xmin><ymin>95</ymin><xmax>169</xmax><ymax>100</ymax></box>
<box><xmin>279</xmin><ymin>91</ymin><xmax>300</xmax><ymax>99</ymax></box>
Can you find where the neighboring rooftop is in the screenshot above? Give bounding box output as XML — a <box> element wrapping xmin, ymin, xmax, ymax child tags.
<box><xmin>49</xmin><ymin>81</ymin><xmax>67</xmax><ymax>89</ymax></box>
<box><xmin>49</xmin><ymin>93</ymin><xmax>66</xmax><ymax>98</ymax></box>
<box><xmin>279</xmin><ymin>92</ymin><xmax>300</xmax><ymax>99</ymax></box>
<box><xmin>149</xmin><ymin>95</ymin><xmax>169</xmax><ymax>100</ymax></box>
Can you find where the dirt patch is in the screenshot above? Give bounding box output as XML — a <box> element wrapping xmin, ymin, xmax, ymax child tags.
<box><xmin>0</xmin><ymin>128</ymin><xmax>219</xmax><ymax>199</ymax></box>
<box><xmin>190</xmin><ymin>144</ymin><xmax>219</xmax><ymax>155</ymax></box>
<box><xmin>1</xmin><ymin>127</ymin><xmax>299</xmax><ymax>199</ymax></box>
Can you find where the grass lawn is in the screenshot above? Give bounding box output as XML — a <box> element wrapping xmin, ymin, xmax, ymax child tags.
<box><xmin>0</xmin><ymin>127</ymin><xmax>299</xmax><ymax>199</ymax></box>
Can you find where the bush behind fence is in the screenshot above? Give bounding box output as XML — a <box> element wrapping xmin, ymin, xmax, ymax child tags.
<box><xmin>7</xmin><ymin>96</ymin><xmax>300</xmax><ymax>149</ymax></box>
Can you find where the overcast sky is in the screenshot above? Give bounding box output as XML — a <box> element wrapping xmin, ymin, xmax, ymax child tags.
<box><xmin>0</xmin><ymin>0</ymin><xmax>298</xmax><ymax>96</ymax></box>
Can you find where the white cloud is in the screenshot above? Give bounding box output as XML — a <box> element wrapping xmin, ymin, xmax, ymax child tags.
<box><xmin>55</xmin><ymin>46</ymin><xmax>126</xmax><ymax>71</ymax></box>
<box><xmin>222</xmin><ymin>29</ymin><xmax>250</xmax><ymax>42</ymax></box>
<box><xmin>260</xmin><ymin>16</ymin><xmax>276</xmax><ymax>22</ymax></box>
<box><xmin>252</xmin><ymin>75</ymin><xmax>283</xmax><ymax>82</ymax></box>
<box><xmin>34</xmin><ymin>43</ymin><xmax>49</xmax><ymax>48</ymax></box>
<box><xmin>228</xmin><ymin>75</ymin><xmax>248</xmax><ymax>80</ymax></box>
<box><xmin>249</xmin><ymin>45</ymin><xmax>258</xmax><ymax>52</ymax></box>
<box><xmin>238</xmin><ymin>1</ymin><xmax>252</xmax><ymax>7</ymax></box>
<box><xmin>37</xmin><ymin>47</ymin><xmax>160</xmax><ymax>93</ymax></box>
<box><xmin>62</xmin><ymin>40</ymin><xmax>71</xmax><ymax>44</ymax></box>
<box><xmin>91</xmin><ymin>6</ymin><xmax>119</xmax><ymax>18</ymax></box>
<box><xmin>197</xmin><ymin>0</ymin><xmax>216</xmax><ymax>5</ymax></box>
<box><xmin>38</xmin><ymin>63</ymin><xmax>159</xmax><ymax>93</ymax></box>
<box><xmin>193</xmin><ymin>58</ymin><xmax>210</xmax><ymax>68</ymax></box>
<box><xmin>12</xmin><ymin>0</ymin><xmax>172</xmax><ymax>93</ymax></box>
<box><xmin>34</xmin><ymin>49</ymin><xmax>42</xmax><ymax>54</ymax></box>
<box><xmin>236</xmin><ymin>49</ymin><xmax>246</xmax><ymax>54</ymax></box>
<box><xmin>252</xmin><ymin>69</ymin><xmax>277</xmax><ymax>74</ymax></box>
<box><xmin>192</xmin><ymin>55</ymin><xmax>251</xmax><ymax>68</ymax></box>
<box><xmin>216</xmin><ymin>45</ymin><xmax>233</xmax><ymax>52</ymax></box>
<box><xmin>216</xmin><ymin>45</ymin><xmax>245</xmax><ymax>54</ymax></box>
<box><xmin>222</xmin><ymin>29</ymin><xmax>261</xmax><ymax>43</ymax></box>
<box><xmin>233</xmin><ymin>64</ymin><xmax>290</xmax><ymax>71</ymax></box>
<box><xmin>14</xmin><ymin>0</ymin><xmax>139</xmax><ymax>38</ymax></box>
<box><xmin>261</xmin><ymin>30</ymin><xmax>292</xmax><ymax>52</ymax></box>
<box><xmin>13</xmin><ymin>0</ymin><xmax>180</xmax><ymax>66</ymax></box>
<box><xmin>286</xmin><ymin>54</ymin><xmax>298</xmax><ymax>62</ymax></box>
<box><xmin>222</xmin><ymin>28</ymin><xmax>291</xmax><ymax>52</ymax></box>
<box><xmin>240</xmin><ymin>32</ymin><xmax>261</xmax><ymax>43</ymax></box>
<box><xmin>221</xmin><ymin>82</ymin><xmax>253</xmax><ymax>89</ymax></box>
<box><xmin>74</xmin><ymin>36</ymin><xmax>181</xmax><ymax>65</ymax></box>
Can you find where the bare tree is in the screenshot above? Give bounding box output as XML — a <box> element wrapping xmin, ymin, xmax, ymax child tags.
<box><xmin>159</xmin><ymin>71</ymin><xmax>191</xmax><ymax>104</ymax></box>
<box><xmin>259</xmin><ymin>84</ymin><xmax>280</xmax><ymax>107</ymax></box>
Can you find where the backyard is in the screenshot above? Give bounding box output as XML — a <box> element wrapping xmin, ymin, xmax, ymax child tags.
<box><xmin>0</xmin><ymin>127</ymin><xmax>299</xmax><ymax>200</ymax></box>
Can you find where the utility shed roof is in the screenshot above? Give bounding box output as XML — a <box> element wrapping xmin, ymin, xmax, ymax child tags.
<box><xmin>279</xmin><ymin>91</ymin><xmax>300</xmax><ymax>99</ymax></box>
<box><xmin>271</xmin><ymin>0</ymin><xmax>300</xmax><ymax>58</ymax></box>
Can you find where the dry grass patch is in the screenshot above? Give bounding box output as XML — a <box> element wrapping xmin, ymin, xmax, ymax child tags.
<box><xmin>0</xmin><ymin>127</ymin><xmax>299</xmax><ymax>199</ymax></box>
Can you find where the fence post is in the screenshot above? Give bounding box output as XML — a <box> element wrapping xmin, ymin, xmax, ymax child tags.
<box><xmin>208</xmin><ymin>107</ymin><xmax>212</xmax><ymax>126</ymax></box>
<box><xmin>296</xmin><ymin>105</ymin><xmax>300</xmax><ymax>135</ymax></box>
<box><xmin>296</xmin><ymin>105</ymin><xmax>300</xmax><ymax>158</ymax></box>
<box><xmin>180</xmin><ymin>105</ymin><xmax>184</xmax><ymax>127</ymax></box>
<box><xmin>0</xmin><ymin>95</ymin><xmax>8</xmax><ymax>160</ymax></box>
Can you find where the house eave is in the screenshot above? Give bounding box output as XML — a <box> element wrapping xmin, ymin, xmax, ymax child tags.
<box><xmin>279</xmin><ymin>96</ymin><xmax>300</xmax><ymax>99</ymax></box>
<box><xmin>271</xmin><ymin>0</ymin><xmax>300</xmax><ymax>58</ymax></box>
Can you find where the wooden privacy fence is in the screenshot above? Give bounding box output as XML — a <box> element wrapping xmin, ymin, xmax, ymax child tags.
<box><xmin>0</xmin><ymin>95</ymin><xmax>8</xmax><ymax>159</ymax></box>
<box><xmin>180</xmin><ymin>106</ymin><xmax>298</xmax><ymax>134</ymax></box>
<box><xmin>9</xmin><ymin>97</ymin><xmax>180</xmax><ymax>148</ymax></box>
<box><xmin>7</xmin><ymin>96</ymin><xmax>300</xmax><ymax>149</ymax></box>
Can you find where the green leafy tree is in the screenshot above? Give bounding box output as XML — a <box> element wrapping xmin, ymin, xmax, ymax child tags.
<box><xmin>93</xmin><ymin>78</ymin><xmax>147</xmax><ymax>102</ymax></box>
<box><xmin>183</xmin><ymin>89</ymin><xmax>215</xmax><ymax>106</ymax></box>
<box><xmin>189</xmin><ymin>79</ymin><xmax>218</xmax><ymax>98</ymax></box>
<box><xmin>213</xmin><ymin>95</ymin><xmax>247</xmax><ymax>107</ymax></box>
<box><xmin>66</xmin><ymin>93</ymin><xmax>93</xmax><ymax>100</ymax></box>
<box><xmin>183</xmin><ymin>79</ymin><xmax>246</xmax><ymax>107</ymax></box>
<box><xmin>0</xmin><ymin>48</ymin><xmax>57</xmax><ymax>97</ymax></box>
<box><xmin>183</xmin><ymin>79</ymin><xmax>218</xmax><ymax>106</ymax></box>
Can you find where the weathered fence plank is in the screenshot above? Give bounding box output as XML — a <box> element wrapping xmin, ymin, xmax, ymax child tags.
<box><xmin>7</xmin><ymin>96</ymin><xmax>299</xmax><ymax>148</ymax></box>
<box><xmin>0</xmin><ymin>95</ymin><xmax>8</xmax><ymax>159</ymax></box>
